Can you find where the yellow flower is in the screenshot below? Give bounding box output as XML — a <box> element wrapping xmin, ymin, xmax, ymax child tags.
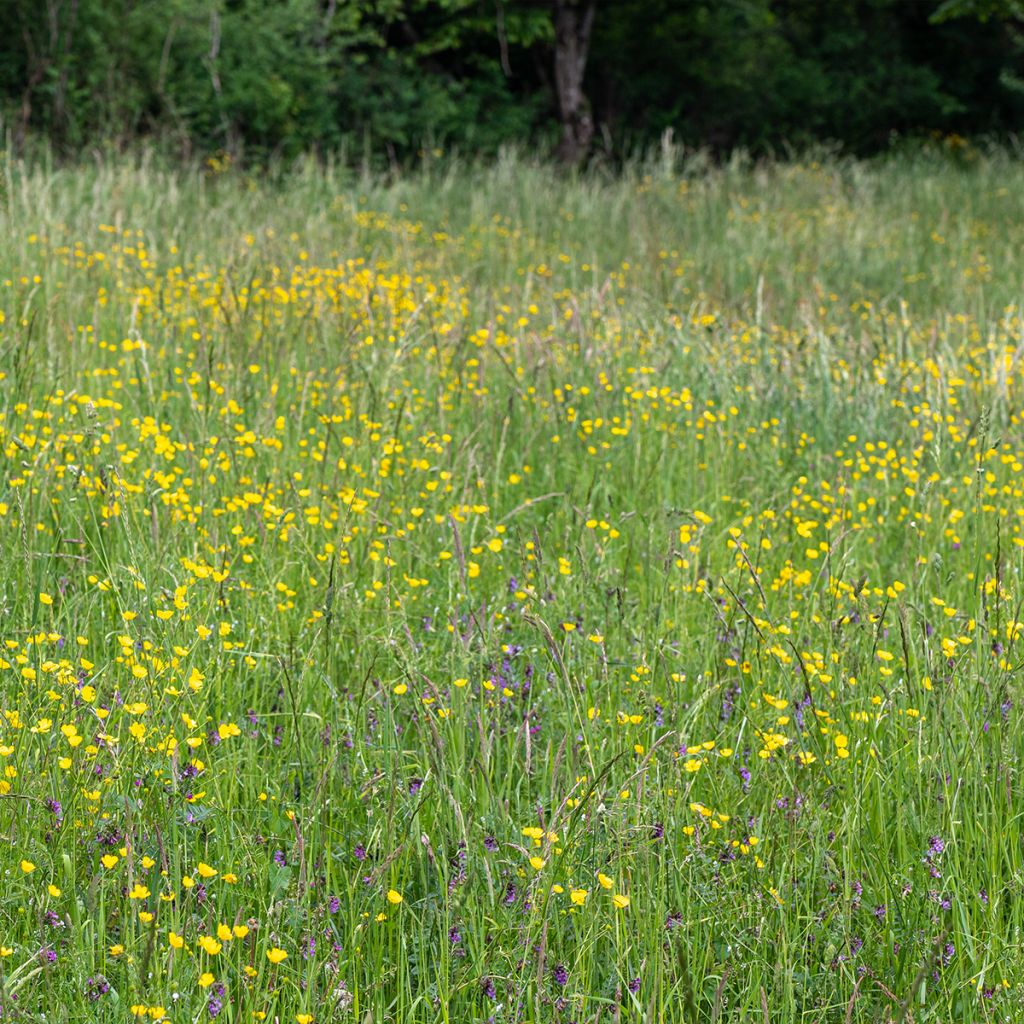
<box><xmin>109</xmin><ymin>944</ymin><xmax>124</xmax><ymax>956</ymax></box>
<box><xmin>197</xmin><ymin>862</ymin><xmax>218</xmax><ymax>879</ymax></box>
<box><xmin>199</xmin><ymin>935</ymin><xmax>222</xmax><ymax>956</ymax></box>
<box><xmin>129</xmin><ymin>883</ymin><xmax>151</xmax><ymax>900</ymax></box>
<box><xmin>216</xmin><ymin>923</ymin><xmax>233</xmax><ymax>942</ymax></box>
<box><xmin>296</xmin><ymin>1016</ymin><xmax>313</xmax><ymax>1024</ymax></box>
<box><xmin>386</xmin><ymin>889</ymin><xmax>403</xmax><ymax>905</ymax></box>
<box><xmin>47</xmin><ymin>884</ymin><xmax>61</xmax><ymax>897</ymax></box>
<box><xmin>570</xmin><ymin>888</ymin><xmax>588</xmax><ymax>905</ymax></box>
<box><xmin>612</xmin><ymin>893</ymin><xmax>630</xmax><ymax>909</ymax></box>
<box><xmin>232</xmin><ymin>925</ymin><xmax>249</xmax><ymax>939</ymax></box>
<box><xmin>597</xmin><ymin>873</ymin><xmax>614</xmax><ymax>890</ymax></box>
<box><xmin>101</xmin><ymin>854</ymin><xmax>119</xmax><ymax>869</ymax></box>
<box><xmin>529</xmin><ymin>856</ymin><xmax>546</xmax><ymax>871</ymax></box>
<box><xmin>198</xmin><ymin>972</ymin><xmax>215</xmax><ymax>988</ymax></box>
<box><xmin>0</xmin><ymin>948</ymin><xmax>11</xmax><ymax>958</ymax></box>
<box><xmin>266</xmin><ymin>947</ymin><xmax>288</xmax><ymax>964</ymax></box>
<box><xmin>19</xmin><ymin>860</ymin><xmax>35</xmax><ymax>874</ymax></box>
<box><xmin>168</xmin><ymin>932</ymin><xmax>184</xmax><ymax>950</ymax></box>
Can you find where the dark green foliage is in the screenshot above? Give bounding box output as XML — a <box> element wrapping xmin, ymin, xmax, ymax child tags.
<box><xmin>0</xmin><ymin>0</ymin><xmax>1023</xmax><ymax>161</ymax></box>
<box><xmin>589</xmin><ymin>0</ymin><xmax>1024</xmax><ymax>153</ymax></box>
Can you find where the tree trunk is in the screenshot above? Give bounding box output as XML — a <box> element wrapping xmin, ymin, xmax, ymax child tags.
<box><xmin>552</xmin><ymin>0</ymin><xmax>595</xmax><ymax>165</ymax></box>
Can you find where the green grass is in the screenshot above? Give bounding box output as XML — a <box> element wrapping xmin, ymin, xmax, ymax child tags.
<box><xmin>0</xmin><ymin>142</ymin><xmax>1023</xmax><ymax>1022</ymax></box>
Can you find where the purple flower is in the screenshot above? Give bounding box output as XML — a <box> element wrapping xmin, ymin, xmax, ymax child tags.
<box><xmin>484</xmin><ymin>836</ymin><xmax>498</xmax><ymax>852</ymax></box>
<box><xmin>408</xmin><ymin>778</ymin><xmax>423</xmax><ymax>795</ymax></box>
<box><xmin>353</xmin><ymin>845</ymin><xmax>366</xmax><ymax>861</ymax></box>
<box><xmin>329</xmin><ymin>896</ymin><xmax>341</xmax><ymax>914</ymax></box>
<box><xmin>481</xmin><ymin>977</ymin><xmax>496</xmax><ymax>1000</ymax></box>
<box><xmin>85</xmin><ymin>976</ymin><xmax>110</xmax><ymax>1001</ymax></box>
<box><xmin>553</xmin><ymin>964</ymin><xmax>568</xmax><ymax>986</ymax></box>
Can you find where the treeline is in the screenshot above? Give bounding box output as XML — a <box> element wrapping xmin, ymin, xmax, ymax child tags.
<box><xmin>2</xmin><ymin>0</ymin><xmax>1024</xmax><ymax>164</ymax></box>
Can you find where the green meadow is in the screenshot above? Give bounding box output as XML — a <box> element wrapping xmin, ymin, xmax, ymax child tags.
<box><xmin>1</xmin><ymin>145</ymin><xmax>1023</xmax><ymax>1021</ymax></box>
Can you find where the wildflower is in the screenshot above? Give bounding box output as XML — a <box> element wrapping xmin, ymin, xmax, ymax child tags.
<box><xmin>266</xmin><ymin>947</ymin><xmax>288</xmax><ymax>964</ymax></box>
<box><xmin>85</xmin><ymin>975</ymin><xmax>111</xmax><ymax>1001</ymax></box>
<box><xmin>386</xmin><ymin>889</ymin><xmax>403</xmax><ymax>904</ymax></box>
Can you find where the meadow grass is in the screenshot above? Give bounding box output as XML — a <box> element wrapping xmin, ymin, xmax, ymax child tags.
<box><xmin>0</xmin><ymin>144</ymin><xmax>1023</xmax><ymax>1022</ymax></box>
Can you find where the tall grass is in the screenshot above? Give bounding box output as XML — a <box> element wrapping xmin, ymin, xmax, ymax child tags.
<box><xmin>0</xmin><ymin>145</ymin><xmax>1021</xmax><ymax>1021</ymax></box>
